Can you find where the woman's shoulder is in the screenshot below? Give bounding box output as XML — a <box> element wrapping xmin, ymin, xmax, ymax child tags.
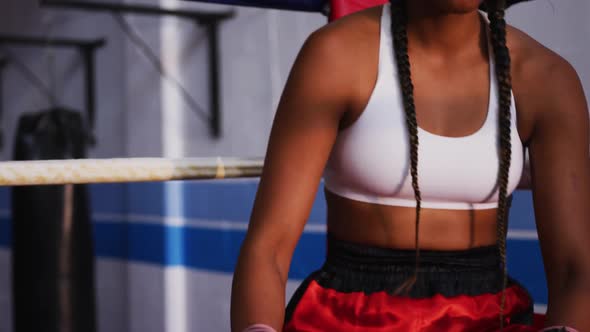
<box><xmin>288</xmin><ymin>6</ymin><xmax>383</xmax><ymax>107</ymax></box>
<box><xmin>507</xmin><ymin>25</ymin><xmax>581</xmax><ymax>97</ymax></box>
<box><xmin>301</xmin><ymin>5</ymin><xmax>382</xmax><ymax>63</ymax></box>
<box><xmin>507</xmin><ymin>25</ymin><xmax>585</xmax><ymax>124</ymax></box>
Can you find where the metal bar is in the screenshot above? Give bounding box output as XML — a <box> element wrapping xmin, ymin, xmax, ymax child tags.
<box><xmin>40</xmin><ymin>0</ymin><xmax>234</xmax><ymax>23</ymax></box>
<box><xmin>0</xmin><ymin>35</ymin><xmax>105</xmax><ymax>49</ymax></box>
<box><xmin>0</xmin><ymin>58</ymin><xmax>6</xmax><ymax>150</ymax></box>
<box><xmin>208</xmin><ymin>23</ymin><xmax>221</xmax><ymax>138</ymax></box>
<box><xmin>81</xmin><ymin>47</ymin><xmax>96</xmax><ymax>143</ymax></box>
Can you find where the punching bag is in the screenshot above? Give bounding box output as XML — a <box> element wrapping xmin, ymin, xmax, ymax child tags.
<box><xmin>11</xmin><ymin>108</ymin><xmax>96</xmax><ymax>332</ymax></box>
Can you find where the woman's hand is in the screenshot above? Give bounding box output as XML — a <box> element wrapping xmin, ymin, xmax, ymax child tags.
<box><xmin>539</xmin><ymin>327</ymin><xmax>579</xmax><ymax>332</ymax></box>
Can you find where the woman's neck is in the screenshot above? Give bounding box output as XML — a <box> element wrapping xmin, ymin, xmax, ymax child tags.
<box><xmin>404</xmin><ymin>3</ymin><xmax>483</xmax><ymax>58</ymax></box>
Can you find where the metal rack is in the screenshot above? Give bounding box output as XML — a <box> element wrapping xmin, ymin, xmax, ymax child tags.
<box><xmin>40</xmin><ymin>0</ymin><xmax>235</xmax><ymax>138</ymax></box>
<box><xmin>0</xmin><ymin>35</ymin><xmax>106</xmax><ymax>144</ymax></box>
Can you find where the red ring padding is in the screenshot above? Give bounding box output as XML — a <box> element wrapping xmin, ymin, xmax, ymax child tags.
<box><xmin>183</xmin><ymin>0</ymin><xmax>325</xmax><ymax>12</ymax></box>
<box><xmin>329</xmin><ymin>0</ymin><xmax>387</xmax><ymax>21</ymax></box>
<box><xmin>328</xmin><ymin>0</ymin><xmax>533</xmax><ymax>21</ymax></box>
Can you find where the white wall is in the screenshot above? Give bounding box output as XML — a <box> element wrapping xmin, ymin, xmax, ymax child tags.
<box><xmin>123</xmin><ymin>0</ymin><xmax>325</xmax><ymax>158</ymax></box>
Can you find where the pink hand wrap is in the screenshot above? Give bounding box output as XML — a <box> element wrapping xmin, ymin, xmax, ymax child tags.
<box><xmin>540</xmin><ymin>327</ymin><xmax>580</xmax><ymax>332</ymax></box>
<box><xmin>241</xmin><ymin>324</ymin><xmax>277</xmax><ymax>332</ymax></box>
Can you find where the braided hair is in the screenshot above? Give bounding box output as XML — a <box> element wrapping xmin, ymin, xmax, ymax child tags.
<box><xmin>388</xmin><ymin>0</ymin><xmax>513</xmax><ymax>328</ymax></box>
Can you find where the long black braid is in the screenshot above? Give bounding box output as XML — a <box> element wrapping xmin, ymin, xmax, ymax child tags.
<box><xmin>486</xmin><ymin>0</ymin><xmax>514</xmax><ymax>328</ymax></box>
<box><xmin>388</xmin><ymin>0</ymin><xmax>514</xmax><ymax>328</ymax></box>
<box><xmin>389</xmin><ymin>0</ymin><xmax>422</xmax><ymax>295</ymax></box>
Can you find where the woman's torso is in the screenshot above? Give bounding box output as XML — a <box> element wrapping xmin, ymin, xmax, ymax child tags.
<box><xmin>324</xmin><ymin>4</ymin><xmax>537</xmax><ymax>250</ymax></box>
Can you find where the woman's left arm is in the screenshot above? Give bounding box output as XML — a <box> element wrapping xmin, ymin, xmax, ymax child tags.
<box><xmin>528</xmin><ymin>56</ymin><xmax>590</xmax><ymax>330</ymax></box>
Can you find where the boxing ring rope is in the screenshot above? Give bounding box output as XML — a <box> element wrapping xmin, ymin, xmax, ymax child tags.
<box><xmin>0</xmin><ymin>156</ymin><xmax>533</xmax><ymax>188</ymax></box>
<box><xmin>0</xmin><ymin>157</ymin><xmax>264</xmax><ymax>186</ymax></box>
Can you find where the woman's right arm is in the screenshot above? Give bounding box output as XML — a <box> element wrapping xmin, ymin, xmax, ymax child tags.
<box><xmin>230</xmin><ymin>25</ymin><xmax>358</xmax><ymax>332</ymax></box>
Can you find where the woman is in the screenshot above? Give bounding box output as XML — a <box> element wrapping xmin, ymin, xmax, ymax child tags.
<box><xmin>231</xmin><ymin>0</ymin><xmax>590</xmax><ymax>331</ymax></box>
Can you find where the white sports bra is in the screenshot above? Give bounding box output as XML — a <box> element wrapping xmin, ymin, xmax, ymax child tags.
<box><xmin>323</xmin><ymin>3</ymin><xmax>525</xmax><ymax>210</ymax></box>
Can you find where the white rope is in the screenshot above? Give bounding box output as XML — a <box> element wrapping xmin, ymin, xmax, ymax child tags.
<box><xmin>0</xmin><ymin>156</ymin><xmax>534</xmax><ymax>189</ymax></box>
<box><xmin>0</xmin><ymin>157</ymin><xmax>263</xmax><ymax>186</ymax></box>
